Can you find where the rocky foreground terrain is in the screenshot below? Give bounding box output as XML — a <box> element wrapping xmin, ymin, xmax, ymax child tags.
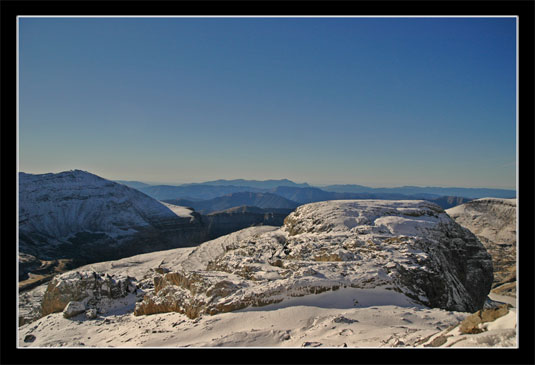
<box><xmin>18</xmin><ymin>199</ymin><xmax>516</xmax><ymax>347</ymax></box>
<box><xmin>447</xmin><ymin>198</ymin><xmax>517</xmax><ymax>297</ymax></box>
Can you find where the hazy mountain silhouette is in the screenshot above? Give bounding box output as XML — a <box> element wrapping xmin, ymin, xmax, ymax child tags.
<box><xmin>164</xmin><ymin>192</ymin><xmax>299</xmax><ymax>214</ymax></box>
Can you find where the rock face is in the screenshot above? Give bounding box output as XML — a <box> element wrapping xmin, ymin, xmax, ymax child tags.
<box><xmin>134</xmin><ymin>200</ymin><xmax>493</xmax><ymax>318</ymax></box>
<box><xmin>19</xmin><ymin>170</ymin><xmax>208</xmax><ymax>267</ymax></box>
<box><xmin>41</xmin><ymin>271</ymin><xmax>136</xmax><ymax>317</ymax></box>
<box><xmin>446</xmin><ymin>198</ymin><xmax>516</xmax><ymax>296</ymax></box>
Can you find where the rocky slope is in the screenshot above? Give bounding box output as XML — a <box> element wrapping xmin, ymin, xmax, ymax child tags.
<box><xmin>19</xmin><ymin>170</ymin><xmax>208</xmax><ymax>278</ymax></box>
<box><xmin>446</xmin><ymin>198</ymin><xmax>517</xmax><ymax>296</ymax></box>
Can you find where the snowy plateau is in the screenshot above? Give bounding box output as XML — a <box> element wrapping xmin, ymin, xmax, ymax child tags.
<box><xmin>18</xmin><ymin>196</ymin><xmax>517</xmax><ymax>348</ymax></box>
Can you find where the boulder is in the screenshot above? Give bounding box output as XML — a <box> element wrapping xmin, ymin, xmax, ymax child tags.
<box><xmin>85</xmin><ymin>308</ymin><xmax>98</xmax><ymax>319</ymax></box>
<box><xmin>23</xmin><ymin>334</ymin><xmax>36</xmax><ymax>343</ymax></box>
<box><xmin>63</xmin><ymin>301</ymin><xmax>86</xmax><ymax>318</ymax></box>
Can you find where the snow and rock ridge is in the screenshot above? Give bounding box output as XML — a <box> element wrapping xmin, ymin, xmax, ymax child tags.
<box><xmin>19</xmin><ymin>200</ymin><xmax>515</xmax><ymax>347</ymax></box>
<box><xmin>19</xmin><ymin>170</ymin><xmax>207</xmax><ymax>269</ymax></box>
<box><xmin>133</xmin><ymin>200</ymin><xmax>493</xmax><ymax>318</ymax></box>
<box><xmin>446</xmin><ymin>198</ymin><xmax>517</xmax><ymax>296</ymax></box>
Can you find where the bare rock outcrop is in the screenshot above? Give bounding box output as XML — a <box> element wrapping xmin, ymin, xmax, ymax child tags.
<box><xmin>41</xmin><ymin>271</ymin><xmax>136</xmax><ymax>317</ymax></box>
<box><xmin>134</xmin><ymin>200</ymin><xmax>493</xmax><ymax>318</ymax></box>
<box><xmin>459</xmin><ymin>304</ymin><xmax>509</xmax><ymax>334</ymax></box>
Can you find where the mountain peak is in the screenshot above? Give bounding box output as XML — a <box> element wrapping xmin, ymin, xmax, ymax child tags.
<box><xmin>18</xmin><ymin>170</ymin><xmax>206</xmax><ymax>264</ymax></box>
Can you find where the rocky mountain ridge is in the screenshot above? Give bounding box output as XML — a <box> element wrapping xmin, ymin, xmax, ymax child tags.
<box><xmin>19</xmin><ymin>170</ymin><xmax>208</xmax><ymax>278</ymax></box>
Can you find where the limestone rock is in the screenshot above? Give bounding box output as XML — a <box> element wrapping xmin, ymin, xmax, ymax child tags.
<box><xmin>134</xmin><ymin>200</ymin><xmax>493</xmax><ymax>318</ymax></box>
<box><xmin>63</xmin><ymin>301</ymin><xmax>86</xmax><ymax>318</ymax></box>
<box><xmin>41</xmin><ymin>271</ymin><xmax>136</xmax><ymax>316</ymax></box>
<box><xmin>459</xmin><ymin>304</ymin><xmax>509</xmax><ymax>334</ymax></box>
<box><xmin>447</xmin><ymin>198</ymin><xmax>516</xmax><ymax>295</ymax></box>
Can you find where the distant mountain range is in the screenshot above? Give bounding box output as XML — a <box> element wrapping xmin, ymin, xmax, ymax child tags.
<box><xmin>322</xmin><ymin>184</ymin><xmax>516</xmax><ymax>199</ymax></box>
<box><xmin>164</xmin><ymin>189</ymin><xmax>472</xmax><ymax>212</ymax></box>
<box><xmin>135</xmin><ymin>184</ymin><xmax>265</xmax><ymax>201</ymax></box>
<box><xmin>117</xmin><ymin>179</ymin><xmax>515</xmax><ymax>201</ymax></box>
<box><xmin>164</xmin><ymin>192</ymin><xmax>299</xmax><ymax>214</ymax></box>
<box><xmin>185</xmin><ymin>179</ymin><xmax>310</xmax><ymax>189</ymax></box>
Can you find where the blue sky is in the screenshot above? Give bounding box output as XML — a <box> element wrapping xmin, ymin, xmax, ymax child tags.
<box><xmin>18</xmin><ymin>17</ymin><xmax>516</xmax><ymax>188</ymax></box>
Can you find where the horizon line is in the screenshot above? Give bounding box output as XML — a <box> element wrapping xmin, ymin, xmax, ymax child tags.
<box><xmin>18</xmin><ymin>169</ymin><xmax>516</xmax><ymax>191</ymax></box>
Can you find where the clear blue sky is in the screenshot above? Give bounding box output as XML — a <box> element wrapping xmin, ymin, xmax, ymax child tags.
<box><xmin>18</xmin><ymin>17</ymin><xmax>516</xmax><ymax>188</ymax></box>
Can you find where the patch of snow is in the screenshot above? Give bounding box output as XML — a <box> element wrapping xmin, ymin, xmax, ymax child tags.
<box><xmin>160</xmin><ymin>202</ymin><xmax>194</xmax><ymax>219</ymax></box>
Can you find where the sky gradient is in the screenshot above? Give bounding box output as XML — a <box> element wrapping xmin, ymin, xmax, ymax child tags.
<box><xmin>18</xmin><ymin>17</ymin><xmax>516</xmax><ymax>188</ymax></box>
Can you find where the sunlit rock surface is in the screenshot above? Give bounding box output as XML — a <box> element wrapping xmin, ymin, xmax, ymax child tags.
<box><xmin>134</xmin><ymin>200</ymin><xmax>493</xmax><ymax>318</ymax></box>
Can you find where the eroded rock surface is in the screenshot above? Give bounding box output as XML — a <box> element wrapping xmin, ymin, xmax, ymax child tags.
<box><xmin>134</xmin><ymin>200</ymin><xmax>493</xmax><ymax>318</ymax></box>
<box><xmin>41</xmin><ymin>271</ymin><xmax>136</xmax><ymax>317</ymax></box>
<box><xmin>447</xmin><ymin>198</ymin><xmax>516</xmax><ymax>296</ymax></box>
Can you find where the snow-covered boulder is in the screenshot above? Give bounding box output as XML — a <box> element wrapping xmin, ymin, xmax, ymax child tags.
<box><xmin>134</xmin><ymin>200</ymin><xmax>493</xmax><ymax>318</ymax></box>
<box><xmin>41</xmin><ymin>271</ymin><xmax>136</xmax><ymax>316</ymax></box>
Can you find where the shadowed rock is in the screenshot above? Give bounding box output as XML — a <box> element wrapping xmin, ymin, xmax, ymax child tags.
<box><xmin>447</xmin><ymin>198</ymin><xmax>516</xmax><ymax>296</ymax></box>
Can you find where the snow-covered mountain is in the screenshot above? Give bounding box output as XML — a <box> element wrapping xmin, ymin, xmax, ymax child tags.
<box><xmin>19</xmin><ymin>170</ymin><xmax>207</xmax><ymax>269</ymax></box>
<box><xmin>446</xmin><ymin>198</ymin><xmax>517</xmax><ymax>296</ymax></box>
<box><xmin>18</xmin><ymin>199</ymin><xmax>515</xmax><ymax>348</ymax></box>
